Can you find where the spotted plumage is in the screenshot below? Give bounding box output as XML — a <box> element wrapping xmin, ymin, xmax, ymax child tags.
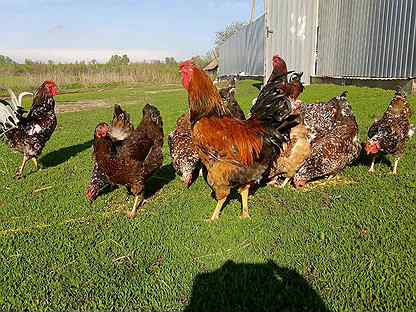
<box><xmin>168</xmin><ymin>113</ymin><xmax>200</xmax><ymax>186</ymax></box>
<box><xmin>365</xmin><ymin>88</ymin><xmax>413</xmax><ymax>174</ymax></box>
<box><xmin>299</xmin><ymin>96</ymin><xmax>342</xmax><ymax>140</ymax></box>
<box><xmin>293</xmin><ymin>92</ymin><xmax>360</xmax><ymax>187</ymax></box>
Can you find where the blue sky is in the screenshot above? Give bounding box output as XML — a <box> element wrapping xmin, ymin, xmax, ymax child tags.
<box><xmin>0</xmin><ymin>0</ymin><xmax>264</xmax><ymax>63</ymax></box>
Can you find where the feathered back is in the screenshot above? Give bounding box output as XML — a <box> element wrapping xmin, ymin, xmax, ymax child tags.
<box><xmin>387</xmin><ymin>88</ymin><xmax>412</xmax><ymax>118</ymax></box>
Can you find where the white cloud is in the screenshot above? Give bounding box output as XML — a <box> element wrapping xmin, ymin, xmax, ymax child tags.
<box><xmin>0</xmin><ymin>48</ymin><xmax>189</xmax><ymax>64</ymax></box>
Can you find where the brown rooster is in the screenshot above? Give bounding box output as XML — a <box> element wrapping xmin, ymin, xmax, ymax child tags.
<box><xmin>169</xmin><ymin>81</ymin><xmax>245</xmax><ymax>187</ymax></box>
<box><xmin>0</xmin><ymin>81</ymin><xmax>58</xmax><ymax>178</ymax></box>
<box><xmin>86</xmin><ymin>104</ymin><xmax>134</xmax><ymax>204</ymax></box>
<box><xmin>180</xmin><ymin>59</ymin><xmax>296</xmax><ymax>220</ymax></box>
<box><xmin>93</xmin><ymin>104</ymin><xmax>164</xmax><ymax>218</ymax></box>
<box><xmin>365</xmin><ymin>88</ymin><xmax>414</xmax><ymax>174</ymax></box>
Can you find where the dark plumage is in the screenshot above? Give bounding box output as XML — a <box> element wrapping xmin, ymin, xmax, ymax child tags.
<box><xmin>0</xmin><ymin>81</ymin><xmax>58</xmax><ymax>178</ymax></box>
<box><xmin>168</xmin><ymin>113</ymin><xmax>200</xmax><ymax>186</ymax></box>
<box><xmin>293</xmin><ymin>92</ymin><xmax>360</xmax><ymax>187</ymax></box>
<box><xmin>86</xmin><ymin>104</ymin><xmax>134</xmax><ymax>204</ymax></box>
<box><xmin>94</xmin><ymin>104</ymin><xmax>164</xmax><ymax>218</ymax></box>
<box><xmin>218</xmin><ymin>79</ymin><xmax>245</xmax><ymax>120</ymax></box>
<box><xmin>365</xmin><ymin>88</ymin><xmax>414</xmax><ymax>174</ymax></box>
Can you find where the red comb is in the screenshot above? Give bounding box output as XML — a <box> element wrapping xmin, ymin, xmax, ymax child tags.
<box><xmin>179</xmin><ymin>60</ymin><xmax>193</xmax><ymax>68</ymax></box>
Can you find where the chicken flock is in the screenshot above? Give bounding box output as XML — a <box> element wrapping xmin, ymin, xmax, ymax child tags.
<box><xmin>0</xmin><ymin>55</ymin><xmax>414</xmax><ymax>220</ymax></box>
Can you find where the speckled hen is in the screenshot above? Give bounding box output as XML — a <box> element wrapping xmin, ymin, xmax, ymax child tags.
<box><xmin>293</xmin><ymin>92</ymin><xmax>361</xmax><ymax>187</ymax></box>
<box><xmin>365</xmin><ymin>88</ymin><xmax>414</xmax><ymax>174</ymax></box>
<box><xmin>168</xmin><ymin>113</ymin><xmax>200</xmax><ymax>186</ymax></box>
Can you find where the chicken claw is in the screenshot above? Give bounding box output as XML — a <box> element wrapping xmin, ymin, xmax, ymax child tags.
<box><xmin>210</xmin><ymin>197</ymin><xmax>227</xmax><ymax>221</ymax></box>
<box><xmin>128</xmin><ymin>194</ymin><xmax>144</xmax><ymax>219</ymax></box>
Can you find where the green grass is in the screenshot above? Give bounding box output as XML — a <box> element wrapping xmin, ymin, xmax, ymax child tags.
<box><xmin>0</xmin><ymin>81</ymin><xmax>415</xmax><ymax>311</ymax></box>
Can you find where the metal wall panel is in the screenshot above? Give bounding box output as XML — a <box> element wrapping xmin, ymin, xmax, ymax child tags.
<box><xmin>218</xmin><ymin>15</ymin><xmax>265</xmax><ymax>77</ymax></box>
<box><xmin>264</xmin><ymin>0</ymin><xmax>318</xmax><ymax>84</ymax></box>
<box><xmin>317</xmin><ymin>0</ymin><xmax>416</xmax><ymax>78</ymax></box>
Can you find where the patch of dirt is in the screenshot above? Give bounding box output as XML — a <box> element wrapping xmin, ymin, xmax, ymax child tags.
<box><xmin>56</xmin><ymin>100</ymin><xmax>112</xmax><ymax>113</ymax></box>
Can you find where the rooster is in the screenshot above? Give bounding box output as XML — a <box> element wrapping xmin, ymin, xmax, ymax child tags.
<box><xmin>293</xmin><ymin>92</ymin><xmax>360</xmax><ymax>187</ymax></box>
<box><xmin>0</xmin><ymin>81</ymin><xmax>58</xmax><ymax>178</ymax></box>
<box><xmin>93</xmin><ymin>104</ymin><xmax>163</xmax><ymax>219</ymax></box>
<box><xmin>86</xmin><ymin>104</ymin><xmax>134</xmax><ymax>204</ymax></box>
<box><xmin>365</xmin><ymin>88</ymin><xmax>414</xmax><ymax>174</ymax></box>
<box><xmin>169</xmin><ymin>82</ymin><xmax>245</xmax><ymax>187</ymax></box>
<box><xmin>180</xmin><ymin>58</ymin><xmax>296</xmax><ymax>220</ymax></box>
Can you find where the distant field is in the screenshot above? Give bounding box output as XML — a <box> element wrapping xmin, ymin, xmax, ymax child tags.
<box><xmin>0</xmin><ymin>63</ymin><xmax>180</xmax><ymax>93</ymax></box>
<box><xmin>0</xmin><ymin>81</ymin><xmax>415</xmax><ymax>311</ymax></box>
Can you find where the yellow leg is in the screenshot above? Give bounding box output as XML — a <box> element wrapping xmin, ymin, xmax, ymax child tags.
<box><xmin>16</xmin><ymin>156</ymin><xmax>29</xmax><ymax>179</ymax></box>
<box><xmin>127</xmin><ymin>193</ymin><xmax>144</xmax><ymax>219</ymax></box>
<box><xmin>392</xmin><ymin>158</ymin><xmax>399</xmax><ymax>175</ymax></box>
<box><xmin>239</xmin><ymin>184</ymin><xmax>251</xmax><ymax>219</ymax></box>
<box><xmin>279</xmin><ymin>177</ymin><xmax>291</xmax><ymax>189</ymax></box>
<box><xmin>369</xmin><ymin>156</ymin><xmax>376</xmax><ymax>173</ymax></box>
<box><xmin>32</xmin><ymin>158</ymin><xmax>39</xmax><ymax>171</ymax></box>
<box><xmin>210</xmin><ymin>197</ymin><xmax>227</xmax><ymax>221</ymax></box>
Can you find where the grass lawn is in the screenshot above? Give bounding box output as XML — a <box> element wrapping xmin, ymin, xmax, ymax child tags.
<box><xmin>0</xmin><ymin>81</ymin><xmax>415</xmax><ymax>311</ymax></box>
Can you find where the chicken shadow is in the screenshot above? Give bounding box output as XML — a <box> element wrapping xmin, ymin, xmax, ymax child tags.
<box><xmin>143</xmin><ymin>163</ymin><xmax>176</xmax><ymax>199</ymax></box>
<box><xmin>252</xmin><ymin>82</ymin><xmax>263</xmax><ymax>91</ymax></box>
<box><xmin>351</xmin><ymin>143</ymin><xmax>391</xmax><ymax>168</ymax></box>
<box><xmin>184</xmin><ymin>260</ymin><xmax>330</xmax><ymax>312</ymax></box>
<box><xmin>40</xmin><ymin>140</ymin><xmax>93</xmax><ymax>168</ymax></box>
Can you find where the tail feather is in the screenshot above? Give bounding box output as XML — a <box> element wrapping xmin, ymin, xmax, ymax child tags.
<box><xmin>0</xmin><ymin>88</ymin><xmax>32</xmax><ymax>135</ymax></box>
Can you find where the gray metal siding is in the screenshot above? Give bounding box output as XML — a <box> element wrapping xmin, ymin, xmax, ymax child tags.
<box><xmin>264</xmin><ymin>0</ymin><xmax>318</xmax><ymax>84</ymax></box>
<box><xmin>218</xmin><ymin>15</ymin><xmax>265</xmax><ymax>77</ymax></box>
<box><xmin>317</xmin><ymin>0</ymin><xmax>416</xmax><ymax>78</ymax></box>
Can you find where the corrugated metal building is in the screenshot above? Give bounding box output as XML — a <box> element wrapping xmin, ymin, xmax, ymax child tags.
<box><xmin>219</xmin><ymin>0</ymin><xmax>416</xmax><ymax>91</ymax></box>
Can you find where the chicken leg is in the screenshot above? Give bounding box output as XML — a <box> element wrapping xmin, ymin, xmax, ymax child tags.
<box><xmin>16</xmin><ymin>156</ymin><xmax>29</xmax><ymax>179</ymax></box>
<box><xmin>239</xmin><ymin>184</ymin><xmax>251</xmax><ymax>219</ymax></box>
<box><xmin>369</xmin><ymin>156</ymin><xmax>376</xmax><ymax>173</ymax></box>
<box><xmin>32</xmin><ymin>158</ymin><xmax>40</xmax><ymax>171</ymax></box>
<box><xmin>392</xmin><ymin>158</ymin><xmax>399</xmax><ymax>175</ymax></box>
<box><xmin>279</xmin><ymin>177</ymin><xmax>291</xmax><ymax>189</ymax></box>
<box><xmin>210</xmin><ymin>197</ymin><xmax>227</xmax><ymax>221</ymax></box>
<box><xmin>128</xmin><ymin>193</ymin><xmax>144</xmax><ymax>219</ymax></box>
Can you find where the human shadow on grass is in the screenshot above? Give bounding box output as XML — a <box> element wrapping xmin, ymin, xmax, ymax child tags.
<box><xmin>184</xmin><ymin>260</ymin><xmax>330</xmax><ymax>312</ymax></box>
<box><xmin>40</xmin><ymin>140</ymin><xmax>93</xmax><ymax>168</ymax></box>
<box><xmin>143</xmin><ymin>163</ymin><xmax>176</xmax><ymax>199</ymax></box>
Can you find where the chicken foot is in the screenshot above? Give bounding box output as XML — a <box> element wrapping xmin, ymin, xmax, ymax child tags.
<box><xmin>15</xmin><ymin>156</ymin><xmax>29</xmax><ymax>179</ymax></box>
<box><xmin>369</xmin><ymin>156</ymin><xmax>376</xmax><ymax>173</ymax></box>
<box><xmin>128</xmin><ymin>193</ymin><xmax>144</xmax><ymax>219</ymax></box>
<box><xmin>279</xmin><ymin>177</ymin><xmax>291</xmax><ymax>189</ymax></box>
<box><xmin>209</xmin><ymin>197</ymin><xmax>227</xmax><ymax>221</ymax></box>
<box><xmin>32</xmin><ymin>158</ymin><xmax>41</xmax><ymax>171</ymax></box>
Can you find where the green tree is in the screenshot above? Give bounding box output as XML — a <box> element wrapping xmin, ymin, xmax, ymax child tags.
<box><xmin>214</xmin><ymin>21</ymin><xmax>247</xmax><ymax>47</ymax></box>
<box><xmin>0</xmin><ymin>55</ymin><xmax>16</xmax><ymax>65</ymax></box>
